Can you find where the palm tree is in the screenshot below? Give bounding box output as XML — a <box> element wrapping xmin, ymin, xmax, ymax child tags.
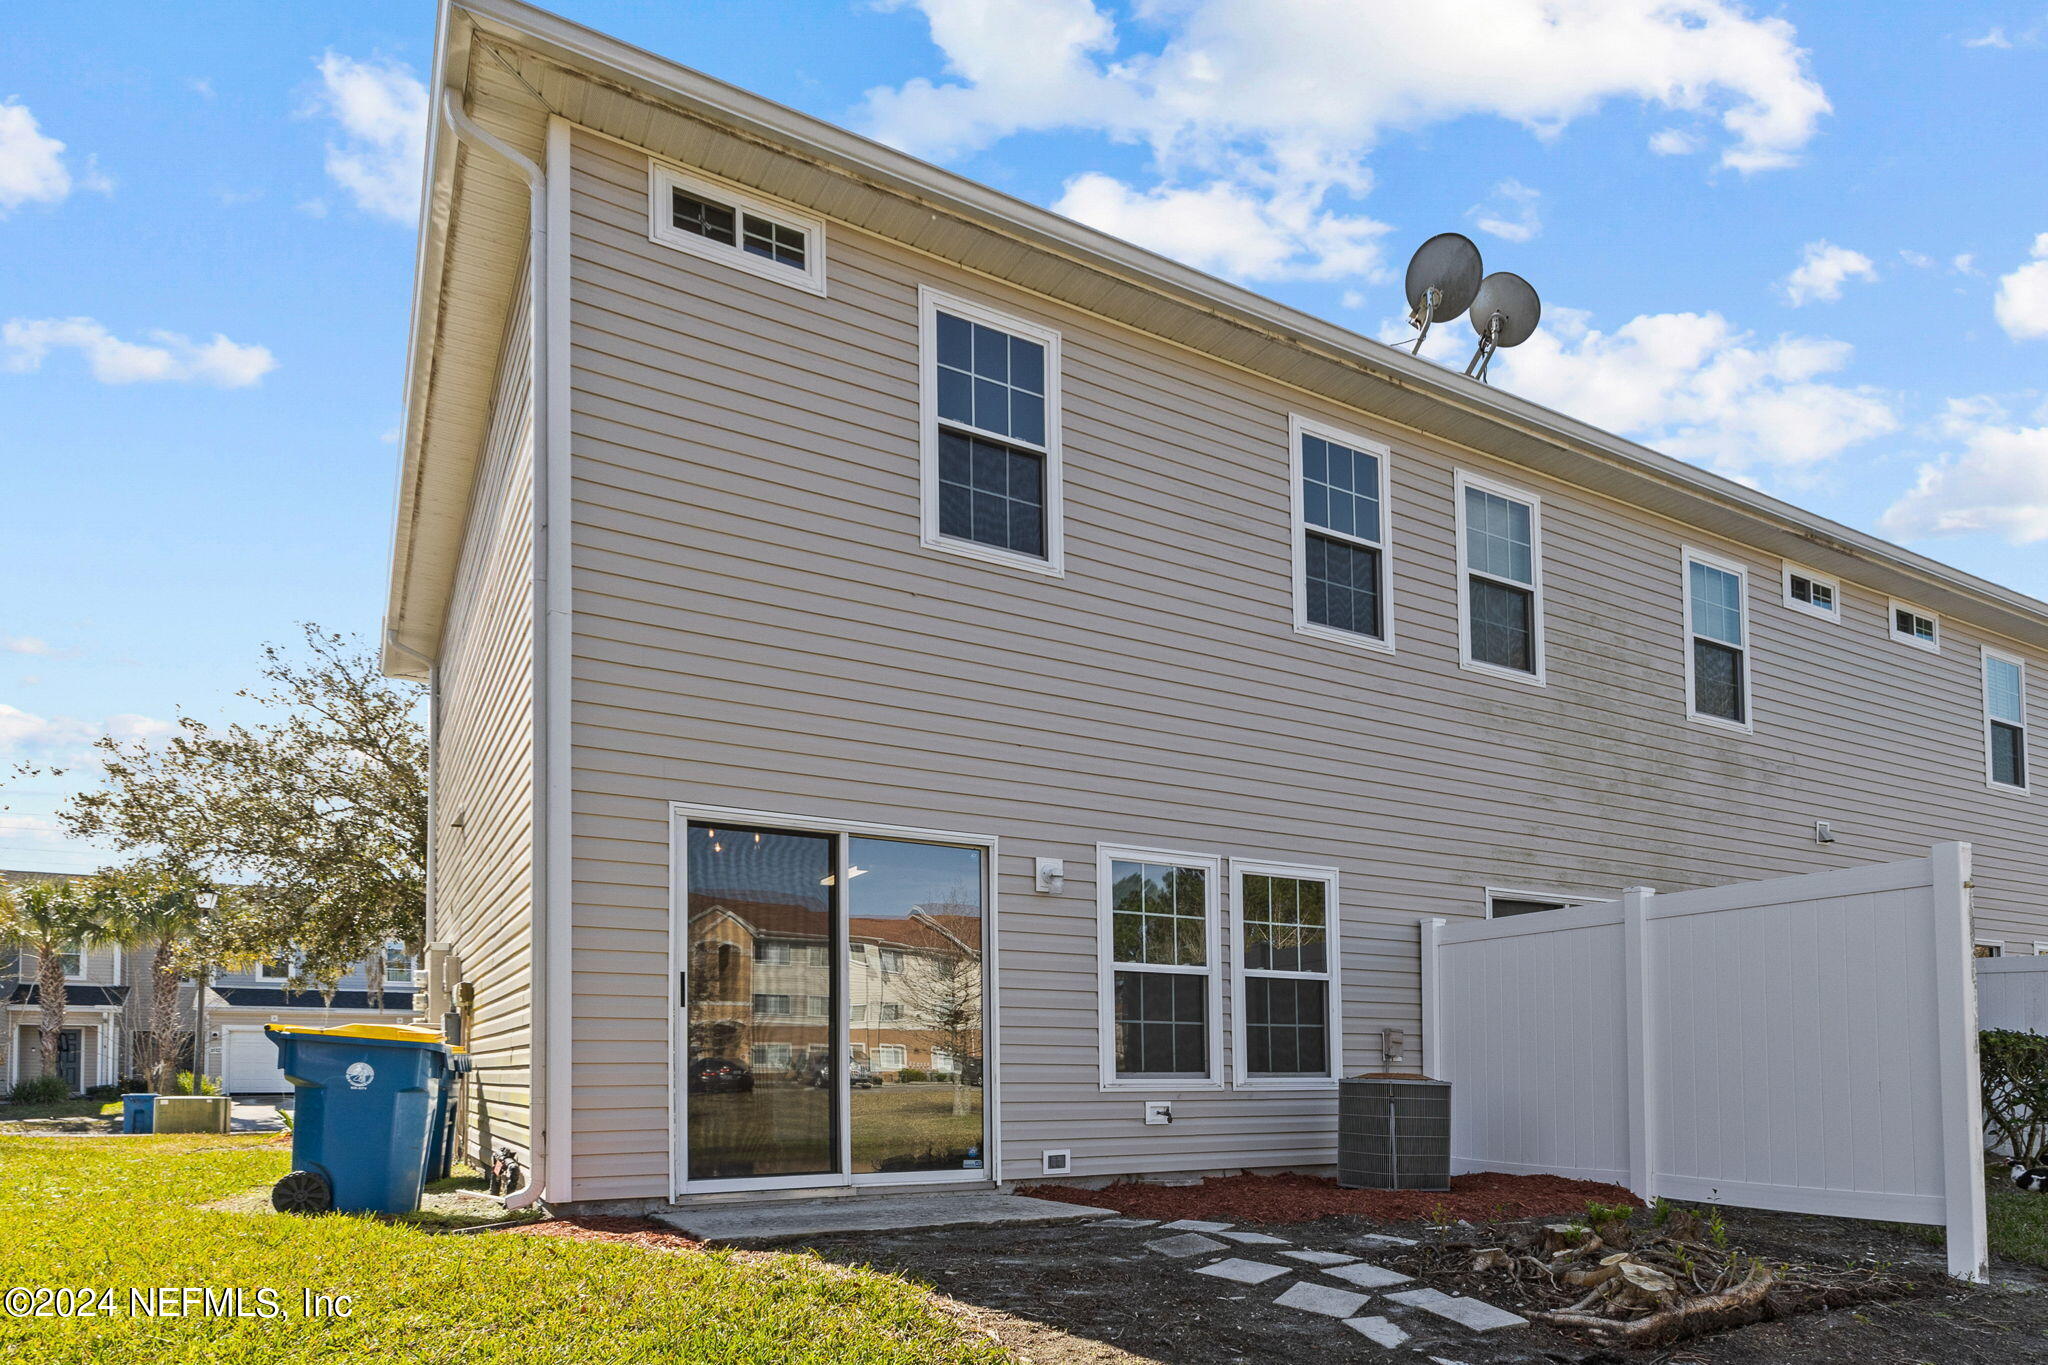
<box><xmin>0</xmin><ymin>876</ymin><xmax>119</xmax><ymax>1085</ymax></box>
<box><xmin>101</xmin><ymin>870</ymin><xmax>202</xmax><ymax>1092</ymax></box>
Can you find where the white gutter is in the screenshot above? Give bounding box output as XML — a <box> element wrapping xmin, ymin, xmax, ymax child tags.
<box><xmin>434</xmin><ymin>89</ymin><xmax>573</xmax><ymax>1212</ymax></box>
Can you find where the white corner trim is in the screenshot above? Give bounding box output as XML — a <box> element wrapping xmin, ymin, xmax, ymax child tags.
<box><xmin>917</xmin><ymin>285</ymin><xmax>1066</xmax><ymax>577</ymax></box>
<box><xmin>1453</xmin><ymin>468</ymin><xmax>1547</xmax><ymax>687</ymax></box>
<box><xmin>1096</xmin><ymin>843</ymin><xmax>1224</xmax><ymax>1091</ymax></box>
<box><xmin>1288</xmin><ymin>413</ymin><xmax>1397</xmax><ymax>655</ymax></box>
<box><xmin>645</xmin><ymin>158</ymin><xmax>827</xmax><ymax>296</ymax></box>
<box><xmin>1228</xmin><ymin>858</ymin><xmax>1342</xmax><ymax>1090</ymax></box>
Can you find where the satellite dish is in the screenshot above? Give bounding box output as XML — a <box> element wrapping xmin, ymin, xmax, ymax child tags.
<box><xmin>1464</xmin><ymin>272</ymin><xmax>1541</xmax><ymax>383</ymax></box>
<box><xmin>1403</xmin><ymin>233</ymin><xmax>1483</xmax><ymax>354</ymax></box>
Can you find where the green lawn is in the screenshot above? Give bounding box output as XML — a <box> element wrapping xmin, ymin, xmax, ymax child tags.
<box><xmin>0</xmin><ymin>1136</ymin><xmax>1011</xmax><ymax>1364</ymax></box>
<box><xmin>0</xmin><ymin>1099</ymin><xmax>122</xmax><ymax>1133</ymax></box>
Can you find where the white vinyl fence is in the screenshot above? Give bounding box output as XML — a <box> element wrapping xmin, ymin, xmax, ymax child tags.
<box><xmin>1978</xmin><ymin>955</ymin><xmax>2048</xmax><ymax>1035</ymax></box>
<box><xmin>1421</xmin><ymin>844</ymin><xmax>1987</xmax><ymax>1281</ymax></box>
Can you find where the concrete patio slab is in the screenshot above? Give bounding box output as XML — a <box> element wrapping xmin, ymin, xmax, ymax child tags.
<box><xmin>1345</xmin><ymin>1315</ymin><xmax>1410</xmax><ymax>1348</ymax></box>
<box><xmin>1281</xmin><ymin>1249</ymin><xmax>1358</xmax><ymax>1266</ymax></box>
<box><xmin>1144</xmin><ymin>1232</ymin><xmax>1230</xmax><ymax>1257</ymax></box>
<box><xmin>1385</xmin><ymin>1287</ymin><xmax>1528</xmax><ymax>1331</ymax></box>
<box><xmin>1192</xmin><ymin>1258</ymin><xmax>1290</xmax><ymax>1285</ymax></box>
<box><xmin>1096</xmin><ymin>1217</ymin><xmax>1158</xmax><ymax>1227</ymax></box>
<box><xmin>654</xmin><ymin>1193</ymin><xmax>1110</xmax><ymax>1245</ymax></box>
<box><xmin>1216</xmin><ymin>1229</ymin><xmax>1290</xmax><ymax>1245</ymax></box>
<box><xmin>1323</xmin><ymin>1261</ymin><xmax>1412</xmax><ymax>1289</ymax></box>
<box><xmin>1159</xmin><ymin>1219</ymin><xmax>1233</xmax><ymax>1232</ymax></box>
<box><xmin>1273</xmin><ymin>1281</ymin><xmax>1370</xmax><ymax>1318</ymax></box>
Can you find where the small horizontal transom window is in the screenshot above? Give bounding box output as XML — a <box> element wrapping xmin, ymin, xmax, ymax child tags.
<box><xmin>1783</xmin><ymin>565</ymin><xmax>1840</xmax><ymax>621</ymax></box>
<box><xmin>1891</xmin><ymin>603</ymin><xmax>1940</xmax><ymax>650</ymax></box>
<box><xmin>648</xmin><ymin>164</ymin><xmax>826</xmax><ymax>294</ymax></box>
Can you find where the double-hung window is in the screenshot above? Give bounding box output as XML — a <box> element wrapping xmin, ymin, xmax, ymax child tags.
<box><xmin>383</xmin><ymin>941</ymin><xmax>414</xmax><ymax>985</ymax></box>
<box><xmin>1456</xmin><ymin>471</ymin><xmax>1543</xmax><ymax>681</ymax></box>
<box><xmin>1782</xmin><ymin>564</ymin><xmax>1841</xmax><ymax>622</ymax></box>
<box><xmin>1231</xmin><ymin>862</ymin><xmax>1340</xmax><ymax>1088</ymax></box>
<box><xmin>1891</xmin><ymin>601</ymin><xmax>1940</xmax><ymax>652</ymax></box>
<box><xmin>1683</xmin><ymin>548</ymin><xmax>1752</xmax><ymax>730</ymax></box>
<box><xmin>1099</xmin><ymin>847</ymin><xmax>1220</xmax><ymax>1088</ymax></box>
<box><xmin>1985</xmin><ymin>648</ymin><xmax>2030</xmax><ymax>792</ymax></box>
<box><xmin>1292</xmin><ymin>416</ymin><xmax>1393</xmax><ymax>650</ymax></box>
<box><xmin>920</xmin><ymin>288</ymin><xmax>1063</xmax><ymax>573</ymax></box>
<box><xmin>647</xmin><ymin>162</ymin><xmax>827</xmax><ymax>294</ymax></box>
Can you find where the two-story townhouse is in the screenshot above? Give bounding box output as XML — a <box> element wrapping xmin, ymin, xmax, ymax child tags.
<box><xmin>387</xmin><ymin>0</ymin><xmax>2048</xmax><ymax>1212</ymax></box>
<box><xmin>0</xmin><ymin>869</ymin><xmax>131</xmax><ymax>1095</ymax></box>
<box><xmin>200</xmin><ymin>944</ymin><xmax>419</xmax><ymax>1095</ymax></box>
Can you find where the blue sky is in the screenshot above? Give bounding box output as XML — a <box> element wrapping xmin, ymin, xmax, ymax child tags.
<box><xmin>3</xmin><ymin>0</ymin><xmax>2045</xmax><ymax>871</ymax></box>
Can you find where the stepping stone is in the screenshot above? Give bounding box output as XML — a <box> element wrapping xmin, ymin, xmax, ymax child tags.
<box><xmin>1096</xmin><ymin>1217</ymin><xmax>1158</xmax><ymax>1227</ymax></box>
<box><xmin>1216</xmin><ymin>1229</ymin><xmax>1290</xmax><ymax>1245</ymax></box>
<box><xmin>1428</xmin><ymin>1359</ymin><xmax>1473</xmax><ymax>1365</ymax></box>
<box><xmin>1281</xmin><ymin>1249</ymin><xmax>1358</xmax><ymax>1266</ymax></box>
<box><xmin>1385</xmin><ymin>1287</ymin><xmax>1528</xmax><ymax>1332</ymax></box>
<box><xmin>1345</xmin><ymin>1316</ymin><xmax>1409</xmax><ymax>1348</ymax></box>
<box><xmin>1349</xmin><ymin>1232</ymin><xmax>1418</xmax><ymax>1248</ymax></box>
<box><xmin>1323</xmin><ymin>1261</ymin><xmax>1413</xmax><ymax>1289</ymax></box>
<box><xmin>1193</xmin><ymin>1258</ymin><xmax>1290</xmax><ymax>1285</ymax></box>
<box><xmin>1160</xmin><ymin>1219</ymin><xmax>1234</xmax><ymax>1232</ymax></box>
<box><xmin>1273</xmin><ymin>1281</ymin><xmax>1370</xmax><ymax>1319</ymax></box>
<box><xmin>1145</xmin><ymin>1232</ymin><xmax>1228</xmax><ymax>1257</ymax></box>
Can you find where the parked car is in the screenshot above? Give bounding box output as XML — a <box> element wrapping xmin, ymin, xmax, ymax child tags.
<box><xmin>806</xmin><ymin>1058</ymin><xmax>877</xmax><ymax>1089</ymax></box>
<box><xmin>687</xmin><ymin>1057</ymin><xmax>753</xmax><ymax>1093</ymax></box>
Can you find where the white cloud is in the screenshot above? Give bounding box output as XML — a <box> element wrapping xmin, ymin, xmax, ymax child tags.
<box><xmin>2</xmin><ymin>317</ymin><xmax>278</xmax><ymax>387</ymax></box>
<box><xmin>1994</xmin><ymin>233</ymin><xmax>2048</xmax><ymax>340</ymax></box>
<box><xmin>1778</xmin><ymin>240</ymin><xmax>1877</xmax><ymax>305</ymax></box>
<box><xmin>0</xmin><ymin>99</ymin><xmax>109</xmax><ymax>216</ymax></box>
<box><xmin>1648</xmin><ymin>127</ymin><xmax>1701</xmax><ymax>156</ymax></box>
<box><xmin>1964</xmin><ymin>27</ymin><xmax>2013</xmax><ymax>49</ymax></box>
<box><xmin>1954</xmin><ymin>252</ymin><xmax>1978</xmax><ymax>275</ymax></box>
<box><xmin>1053</xmin><ymin>171</ymin><xmax>1389</xmax><ymax>280</ymax></box>
<box><xmin>311</xmin><ymin>52</ymin><xmax>428</xmax><ymax>223</ymax></box>
<box><xmin>1882</xmin><ymin>398</ymin><xmax>2048</xmax><ymax>544</ymax></box>
<box><xmin>1469</xmin><ymin>179</ymin><xmax>1541</xmax><ymax>243</ymax></box>
<box><xmin>1898</xmin><ymin>249</ymin><xmax>1935</xmax><ymax>269</ymax></box>
<box><xmin>1482</xmin><ymin>307</ymin><xmax>1898</xmax><ymax>476</ymax></box>
<box><xmin>0</xmin><ymin>704</ymin><xmax>174</xmax><ymax>758</ymax></box>
<box><xmin>2</xmin><ymin>638</ymin><xmax>55</xmax><ymax>657</ymax></box>
<box><xmin>189</xmin><ymin>77</ymin><xmax>217</xmax><ymax>99</ymax></box>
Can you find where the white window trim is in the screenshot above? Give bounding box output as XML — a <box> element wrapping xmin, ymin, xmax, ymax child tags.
<box><xmin>1976</xmin><ymin>938</ymin><xmax>2006</xmax><ymax>958</ymax></box>
<box><xmin>1483</xmin><ymin>886</ymin><xmax>1584</xmax><ymax>919</ymax></box>
<box><xmin>645</xmin><ymin>159</ymin><xmax>827</xmax><ymax>296</ymax></box>
<box><xmin>383</xmin><ymin>939</ymin><xmax>416</xmax><ymax>985</ymax></box>
<box><xmin>1780</xmin><ymin>562</ymin><xmax>1842</xmax><ymax>623</ymax></box>
<box><xmin>254</xmin><ymin>957</ymin><xmax>294</xmax><ymax>983</ymax></box>
<box><xmin>1453</xmin><ymin>469</ymin><xmax>1546</xmax><ymax>686</ymax></box>
<box><xmin>1096</xmin><ymin>844</ymin><xmax>1224</xmax><ymax>1091</ymax></box>
<box><xmin>1289</xmin><ymin>414</ymin><xmax>1397</xmax><ymax>654</ymax></box>
<box><xmin>1681</xmin><ymin>545</ymin><xmax>1755</xmax><ymax>735</ymax></box>
<box><xmin>917</xmin><ymin>286</ymin><xmax>1066</xmax><ymax>577</ymax></box>
<box><xmin>1229</xmin><ymin>859</ymin><xmax>1342</xmax><ymax>1091</ymax></box>
<box><xmin>1889</xmin><ymin>598</ymin><xmax>1941</xmax><ymax>653</ymax></box>
<box><xmin>1982</xmin><ymin>644</ymin><xmax>2031</xmax><ymax>795</ymax></box>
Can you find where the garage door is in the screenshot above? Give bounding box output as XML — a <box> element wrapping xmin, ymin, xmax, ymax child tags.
<box><xmin>222</xmin><ymin>1029</ymin><xmax>290</xmax><ymax>1094</ymax></box>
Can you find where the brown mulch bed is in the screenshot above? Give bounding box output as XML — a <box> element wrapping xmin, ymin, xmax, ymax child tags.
<box><xmin>1022</xmin><ymin>1170</ymin><xmax>1641</xmax><ymax>1223</ymax></box>
<box><xmin>504</xmin><ymin>1214</ymin><xmax>707</xmax><ymax>1251</ymax></box>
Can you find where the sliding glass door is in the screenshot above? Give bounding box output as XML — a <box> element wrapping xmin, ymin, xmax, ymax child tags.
<box><xmin>678</xmin><ymin>813</ymin><xmax>988</xmax><ymax>1193</ymax></box>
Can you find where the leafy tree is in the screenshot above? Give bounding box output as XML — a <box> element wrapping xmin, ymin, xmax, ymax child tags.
<box><xmin>41</xmin><ymin>626</ymin><xmax>426</xmax><ymax>983</ymax></box>
<box><xmin>0</xmin><ymin>876</ymin><xmax>120</xmax><ymax>1082</ymax></box>
<box><xmin>1982</xmin><ymin>1029</ymin><xmax>2048</xmax><ymax>1164</ymax></box>
<box><xmin>98</xmin><ymin>867</ymin><xmax>208</xmax><ymax>1091</ymax></box>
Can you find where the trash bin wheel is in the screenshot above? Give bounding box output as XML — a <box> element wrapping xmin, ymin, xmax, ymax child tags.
<box><xmin>272</xmin><ymin>1169</ymin><xmax>332</xmax><ymax>1215</ymax></box>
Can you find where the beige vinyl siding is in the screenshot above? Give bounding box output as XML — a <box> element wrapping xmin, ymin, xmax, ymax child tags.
<box><xmin>432</xmin><ymin>265</ymin><xmax>538</xmax><ymax>1167</ymax></box>
<box><xmin>562</xmin><ymin>128</ymin><xmax>2047</xmax><ymax>1200</ymax></box>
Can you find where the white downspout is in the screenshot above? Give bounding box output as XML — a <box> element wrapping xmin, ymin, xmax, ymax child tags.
<box><xmin>436</xmin><ymin>89</ymin><xmax>572</xmax><ymax>1212</ymax></box>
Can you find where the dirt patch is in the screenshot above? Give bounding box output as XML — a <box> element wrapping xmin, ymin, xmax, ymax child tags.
<box><xmin>1023</xmin><ymin>1170</ymin><xmax>1641</xmax><ymax>1224</ymax></box>
<box><xmin>505</xmin><ymin>1214</ymin><xmax>705</xmax><ymax>1251</ymax></box>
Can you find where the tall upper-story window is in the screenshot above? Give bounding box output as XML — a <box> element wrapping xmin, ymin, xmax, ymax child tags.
<box><xmin>1099</xmin><ymin>847</ymin><xmax>1221</xmax><ymax>1088</ymax></box>
<box><xmin>646</xmin><ymin>161</ymin><xmax>827</xmax><ymax>295</ymax></box>
<box><xmin>919</xmin><ymin>288</ymin><xmax>1064</xmax><ymax>574</ymax></box>
<box><xmin>1291</xmin><ymin>416</ymin><xmax>1394</xmax><ymax>651</ymax></box>
<box><xmin>1456</xmin><ymin>471</ymin><xmax>1544</xmax><ymax>682</ymax></box>
<box><xmin>1985</xmin><ymin>648</ymin><xmax>2030</xmax><ymax>791</ymax></box>
<box><xmin>1684</xmin><ymin>548</ymin><xmax>1751</xmax><ymax>730</ymax></box>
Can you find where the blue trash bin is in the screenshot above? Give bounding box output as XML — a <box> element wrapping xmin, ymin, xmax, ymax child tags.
<box><xmin>424</xmin><ymin>1051</ymin><xmax>470</xmax><ymax>1184</ymax></box>
<box><xmin>265</xmin><ymin>1024</ymin><xmax>462</xmax><ymax>1215</ymax></box>
<box><xmin>121</xmin><ymin>1093</ymin><xmax>155</xmax><ymax>1134</ymax></box>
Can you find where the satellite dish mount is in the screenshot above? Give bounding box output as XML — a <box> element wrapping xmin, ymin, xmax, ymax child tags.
<box><xmin>1402</xmin><ymin>233</ymin><xmax>1483</xmax><ymax>355</ymax></box>
<box><xmin>1462</xmin><ymin>272</ymin><xmax>1542</xmax><ymax>385</ymax></box>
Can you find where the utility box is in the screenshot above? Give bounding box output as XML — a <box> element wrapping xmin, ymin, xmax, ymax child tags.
<box><xmin>153</xmin><ymin>1095</ymin><xmax>231</xmax><ymax>1134</ymax></box>
<box><xmin>1338</xmin><ymin>1075</ymin><xmax>1451</xmax><ymax>1191</ymax></box>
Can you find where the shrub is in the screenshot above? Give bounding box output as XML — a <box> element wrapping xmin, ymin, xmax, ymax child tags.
<box><xmin>1983</xmin><ymin>1029</ymin><xmax>2048</xmax><ymax>1164</ymax></box>
<box><xmin>8</xmin><ymin>1075</ymin><xmax>71</xmax><ymax>1105</ymax></box>
<box><xmin>172</xmin><ymin>1071</ymin><xmax>223</xmax><ymax>1097</ymax></box>
<box><xmin>84</xmin><ymin>1084</ymin><xmax>124</xmax><ymax>1102</ymax></box>
<box><xmin>896</xmin><ymin>1067</ymin><xmax>928</xmax><ymax>1083</ymax></box>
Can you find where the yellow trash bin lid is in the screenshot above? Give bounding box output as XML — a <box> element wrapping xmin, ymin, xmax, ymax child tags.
<box><xmin>264</xmin><ymin>1021</ymin><xmax>465</xmax><ymax>1053</ymax></box>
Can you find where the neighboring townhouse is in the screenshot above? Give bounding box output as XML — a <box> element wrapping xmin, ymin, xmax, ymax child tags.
<box><xmin>0</xmin><ymin>870</ymin><xmax>129</xmax><ymax>1095</ymax></box>
<box><xmin>200</xmin><ymin>943</ymin><xmax>418</xmax><ymax>1095</ymax></box>
<box><xmin>385</xmin><ymin>0</ymin><xmax>2048</xmax><ymax>1210</ymax></box>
